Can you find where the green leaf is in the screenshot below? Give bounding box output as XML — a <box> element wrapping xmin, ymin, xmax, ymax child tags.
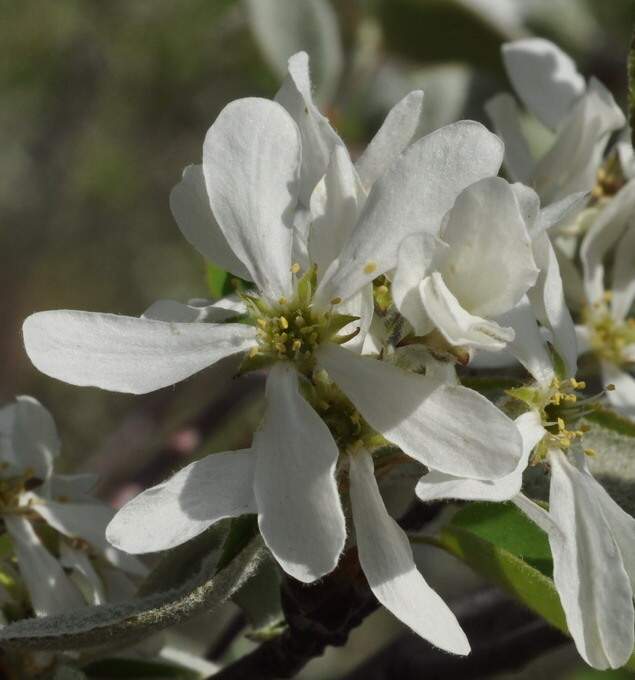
<box><xmin>584</xmin><ymin>407</ymin><xmax>635</xmax><ymax>437</ymax></box>
<box><xmin>0</xmin><ymin>534</ymin><xmax>264</xmax><ymax>652</ymax></box>
<box><xmin>82</xmin><ymin>657</ymin><xmax>198</xmax><ymax>679</ymax></box>
<box><xmin>205</xmin><ymin>263</ymin><xmax>232</xmax><ymax>299</ymax></box>
<box><xmin>449</xmin><ymin>502</ymin><xmax>552</xmax><ymax>575</ymax></box>
<box><xmin>424</xmin><ymin>502</ymin><xmax>635</xmax><ymax>672</ymax></box>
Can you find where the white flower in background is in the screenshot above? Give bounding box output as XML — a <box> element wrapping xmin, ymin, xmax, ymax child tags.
<box><xmin>0</xmin><ymin>397</ymin><xmax>146</xmax><ymax>618</ymax></box>
<box><xmin>578</xmin><ymin>180</ymin><xmax>635</xmax><ymax>417</ymax></box>
<box><xmin>392</xmin><ymin>176</ymin><xmax>539</xmax><ymax>356</ymax></box>
<box><xmin>417</xmin><ymin>311</ymin><xmax>635</xmax><ymax>670</ymax></box>
<box><xmin>486</xmin><ymin>37</ymin><xmax>624</xmax><ymax>205</ymax></box>
<box><xmin>24</xmin><ymin>54</ymin><xmax>524</xmax><ymax>595</ymax></box>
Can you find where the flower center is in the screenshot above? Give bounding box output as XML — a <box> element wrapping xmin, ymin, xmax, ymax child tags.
<box><xmin>241</xmin><ymin>266</ymin><xmax>359</xmax><ymax>375</ymax></box>
<box><xmin>584</xmin><ymin>296</ymin><xmax>635</xmax><ymax>367</ymax></box>
<box><xmin>0</xmin><ymin>466</ymin><xmax>41</xmax><ymax>513</ymax></box>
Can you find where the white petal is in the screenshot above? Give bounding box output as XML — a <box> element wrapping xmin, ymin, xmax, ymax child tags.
<box><xmin>537</xmin><ymin>192</ymin><xmax>588</xmax><ymax>234</ymax></box>
<box><xmin>106</xmin><ymin>450</ymin><xmax>256</xmax><ymax>554</ymax></box>
<box><xmin>502</xmin><ymin>38</ymin><xmax>585</xmax><ymax>130</ymax></box>
<box><xmin>314</xmin><ymin>121</ymin><xmax>504</xmax><ymax>305</ymax></box>
<box><xmin>392</xmin><ymin>233</ymin><xmax>447</xmax><ymax>336</ymax></box>
<box><xmin>23</xmin><ymin>311</ymin><xmax>257</xmax><ymax>394</ymax></box>
<box><xmin>143</xmin><ymin>296</ymin><xmax>246</xmax><ymax>323</ymax></box>
<box><xmin>485</xmin><ymin>93</ymin><xmax>534</xmax><ymax>182</ymax></box>
<box><xmin>601</xmin><ymin>361</ymin><xmax>635</xmax><ymax>419</ymax></box>
<box><xmin>275</xmin><ymin>52</ymin><xmax>342</xmax><ymax>207</ymax></box>
<box><xmin>254</xmin><ymin>363</ymin><xmax>346</xmax><ymax>583</ymax></box>
<box><xmin>512</xmin><ymin>492</ymin><xmax>560</xmax><ymax>536</ymax></box>
<box><xmin>528</xmin><ymin>232</ymin><xmax>578</xmax><ymax>378</ymax></box>
<box><xmin>611</xmin><ymin>223</ymin><xmax>635</xmax><ymax>321</ymax></box>
<box><xmin>170</xmin><ymin>164</ymin><xmax>251</xmax><ymax>280</ymax></box>
<box><xmin>203</xmin><ymin>98</ymin><xmax>300</xmax><ymax>299</ymax></box>
<box><xmin>548</xmin><ymin>450</ymin><xmax>634</xmax><ymax>669</ymax></box>
<box><xmin>317</xmin><ymin>343</ymin><xmax>522</xmax><ymax>480</ymax></box>
<box><xmin>0</xmin><ymin>396</ymin><xmax>60</xmax><ymax>480</ymax></box>
<box><xmin>510</xmin><ymin>182</ymin><xmax>540</xmax><ymax>231</ymax></box>
<box><xmin>496</xmin><ymin>298</ymin><xmax>555</xmax><ymax>386</ymax></box>
<box><xmin>349</xmin><ymin>451</ymin><xmax>469</xmax><ymax>654</ymax></box>
<box><xmin>420</xmin><ymin>273</ymin><xmax>515</xmax><ymax>351</ymax></box>
<box><xmin>60</xmin><ymin>542</ymin><xmax>107</xmax><ymax>605</ymax></box>
<box><xmin>580</xmin><ymin>180</ymin><xmax>635</xmax><ymax>305</ymax></box>
<box><xmin>5</xmin><ymin>516</ymin><xmax>85</xmax><ymax>616</ymax></box>
<box><xmin>309</xmin><ymin>144</ymin><xmax>364</xmax><ymax>278</ymax></box>
<box><xmin>355</xmin><ymin>90</ymin><xmax>425</xmax><ymax>191</ymax></box>
<box><xmin>415</xmin><ymin>410</ymin><xmax>543</xmax><ymax>502</ymax></box>
<box><xmin>533</xmin><ymin>78</ymin><xmax>625</xmax><ymax>204</ymax></box>
<box><xmin>439</xmin><ymin>177</ymin><xmax>539</xmax><ymax>318</ymax></box>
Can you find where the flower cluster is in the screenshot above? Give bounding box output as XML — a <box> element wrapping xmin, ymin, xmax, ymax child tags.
<box><xmin>14</xmin><ymin>38</ymin><xmax>635</xmax><ymax>672</ymax></box>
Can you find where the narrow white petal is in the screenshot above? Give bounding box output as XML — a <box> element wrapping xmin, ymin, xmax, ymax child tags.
<box><xmin>1</xmin><ymin>396</ymin><xmax>60</xmax><ymax>480</ymax></box>
<box><xmin>275</xmin><ymin>52</ymin><xmax>342</xmax><ymax>207</ymax></box>
<box><xmin>496</xmin><ymin>297</ymin><xmax>555</xmax><ymax>386</ymax></box>
<box><xmin>254</xmin><ymin>363</ymin><xmax>346</xmax><ymax>583</ymax></box>
<box><xmin>203</xmin><ymin>98</ymin><xmax>300</xmax><ymax>298</ymax></box>
<box><xmin>601</xmin><ymin>361</ymin><xmax>635</xmax><ymax>419</ymax></box>
<box><xmin>528</xmin><ymin>233</ymin><xmax>578</xmax><ymax>378</ymax></box>
<box><xmin>23</xmin><ymin>311</ymin><xmax>257</xmax><ymax>394</ymax></box>
<box><xmin>170</xmin><ymin>164</ymin><xmax>251</xmax><ymax>280</ymax></box>
<box><xmin>143</xmin><ymin>296</ymin><xmax>246</xmax><ymax>323</ymax></box>
<box><xmin>580</xmin><ymin>180</ymin><xmax>635</xmax><ymax>305</ymax></box>
<box><xmin>6</xmin><ymin>516</ymin><xmax>85</xmax><ymax>616</ymax></box>
<box><xmin>502</xmin><ymin>38</ymin><xmax>585</xmax><ymax>130</ymax></box>
<box><xmin>485</xmin><ymin>93</ymin><xmax>534</xmax><ymax>182</ymax></box>
<box><xmin>611</xmin><ymin>223</ymin><xmax>635</xmax><ymax>321</ymax></box>
<box><xmin>309</xmin><ymin>145</ymin><xmax>364</xmax><ymax>278</ymax></box>
<box><xmin>392</xmin><ymin>233</ymin><xmax>447</xmax><ymax>336</ymax></box>
<box><xmin>536</xmin><ymin>192</ymin><xmax>588</xmax><ymax>234</ymax></box>
<box><xmin>60</xmin><ymin>542</ymin><xmax>107</xmax><ymax>605</ymax></box>
<box><xmin>415</xmin><ymin>411</ymin><xmax>543</xmax><ymax>502</ymax></box>
<box><xmin>349</xmin><ymin>452</ymin><xmax>469</xmax><ymax>654</ymax></box>
<box><xmin>315</xmin><ymin>121</ymin><xmax>504</xmax><ymax>305</ymax></box>
<box><xmin>548</xmin><ymin>450</ymin><xmax>634</xmax><ymax>669</ymax></box>
<box><xmin>512</xmin><ymin>493</ymin><xmax>559</xmax><ymax>536</ymax></box>
<box><xmin>355</xmin><ymin>90</ymin><xmax>425</xmax><ymax>191</ymax></box>
<box><xmin>439</xmin><ymin>177</ymin><xmax>538</xmax><ymax>318</ymax></box>
<box><xmin>317</xmin><ymin>343</ymin><xmax>522</xmax><ymax>480</ymax></box>
<box><xmin>533</xmin><ymin>79</ymin><xmax>624</xmax><ymax>204</ymax></box>
<box><xmin>420</xmin><ymin>274</ymin><xmax>515</xmax><ymax>351</ymax></box>
<box><xmin>106</xmin><ymin>450</ymin><xmax>256</xmax><ymax>554</ymax></box>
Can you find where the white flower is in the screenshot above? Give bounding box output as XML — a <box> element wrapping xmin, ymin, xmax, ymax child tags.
<box><xmin>417</xmin><ymin>317</ymin><xmax>635</xmax><ymax>669</ymax></box>
<box><xmin>486</xmin><ymin>38</ymin><xmax>624</xmax><ymax>204</ymax></box>
<box><xmin>0</xmin><ymin>397</ymin><xmax>145</xmax><ymax>617</ymax></box>
<box><xmin>25</xmin><ymin>56</ymin><xmax>522</xmax><ymax>611</ymax></box>
<box><xmin>392</xmin><ymin>176</ymin><xmax>539</xmax><ymax>354</ymax></box>
<box><xmin>578</xmin><ymin>180</ymin><xmax>635</xmax><ymax>417</ymax></box>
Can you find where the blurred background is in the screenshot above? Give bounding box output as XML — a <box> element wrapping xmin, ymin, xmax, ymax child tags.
<box><xmin>3</xmin><ymin>1</ymin><xmax>635</xmax><ymax>676</ymax></box>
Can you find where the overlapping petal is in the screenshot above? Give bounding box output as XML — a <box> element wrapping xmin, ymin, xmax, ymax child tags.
<box><xmin>106</xmin><ymin>450</ymin><xmax>256</xmax><ymax>554</ymax></box>
<box><xmin>254</xmin><ymin>363</ymin><xmax>346</xmax><ymax>583</ymax></box>
<box><xmin>314</xmin><ymin>121</ymin><xmax>504</xmax><ymax>305</ymax></box>
<box><xmin>203</xmin><ymin>98</ymin><xmax>301</xmax><ymax>299</ymax></box>
<box><xmin>317</xmin><ymin>343</ymin><xmax>522</xmax><ymax>480</ymax></box>
<box><xmin>349</xmin><ymin>451</ymin><xmax>470</xmax><ymax>655</ymax></box>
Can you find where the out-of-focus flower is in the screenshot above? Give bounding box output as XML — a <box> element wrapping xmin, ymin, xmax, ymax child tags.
<box><xmin>0</xmin><ymin>397</ymin><xmax>146</xmax><ymax>618</ymax></box>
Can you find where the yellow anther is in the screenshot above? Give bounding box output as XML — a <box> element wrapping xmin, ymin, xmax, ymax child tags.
<box><xmin>294</xmin><ymin>316</ymin><xmax>305</xmax><ymax>327</ymax></box>
<box><xmin>330</xmin><ymin>297</ymin><xmax>342</xmax><ymax>305</ymax></box>
<box><xmin>363</xmin><ymin>261</ymin><xmax>377</xmax><ymax>274</ymax></box>
<box><xmin>607</xmin><ymin>383</ymin><xmax>616</xmax><ymax>391</ymax></box>
<box><xmin>249</xmin><ymin>346</ymin><xmax>259</xmax><ymax>358</ymax></box>
<box><xmin>376</xmin><ymin>285</ymin><xmax>388</xmax><ymax>295</ymax></box>
<box><xmin>584</xmin><ymin>448</ymin><xmax>597</xmax><ymax>457</ymax></box>
<box><xmin>560</xmin><ymin>437</ymin><xmax>571</xmax><ymax>449</ymax></box>
<box><xmin>570</xmin><ymin>379</ymin><xmax>586</xmax><ymax>390</ymax></box>
<box><xmin>278</xmin><ymin>297</ymin><xmax>288</xmax><ymax>305</ymax></box>
<box><xmin>292</xmin><ymin>339</ymin><xmax>302</xmax><ymax>352</ymax></box>
<box><xmin>278</xmin><ymin>316</ymin><xmax>289</xmax><ymax>330</ymax></box>
<box><xmin>256</xmin><ymin>318</ymin><xmax>267</xmax><ymax>329</ymax></box>
<box><xmin>557</xmin><ymin>417</ymin><xmax>565</xmax><ymax>431</ymax></box>
<box><xmin>291</xmin><ymin>263</ymin><xmax>301</xmax><ymax>274</ymax></box>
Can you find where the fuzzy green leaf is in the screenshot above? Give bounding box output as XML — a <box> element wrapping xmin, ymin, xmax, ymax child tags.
<box><xmin>0</xmin><ymin>535</ymin><xmax>264</xmax><ymax>651</ymax></box>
